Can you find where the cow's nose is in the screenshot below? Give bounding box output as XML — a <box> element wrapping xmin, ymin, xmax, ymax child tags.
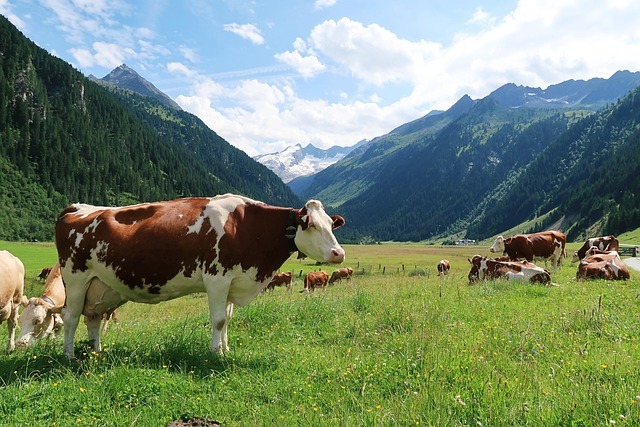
<box><xmin>330</xmin><ymin>247</ymin><xmax>345</xmax><ymax>263</ymax></box>
<box><xmin>489</xmin><ymin>248</ymin><xmax>496</xmax><ymax>253</ymax></box>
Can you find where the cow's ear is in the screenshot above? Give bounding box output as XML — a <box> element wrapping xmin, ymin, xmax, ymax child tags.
<box><xmin>296</xmin><ymin>207</ymin><xmax>309</xmax><ymax>230</ymax></box>
<box><xmin>468</xmin><ymin>258</ymin><xmax>472</xmax><ymax>264</ymax></box>
<box><xmin>331</xmin><ymin>215</ymin><xmax>345</xmax><ymax>230</ymax></box>
<box><xmin>21</xmin><ymin>296</ymin><xmax>29</xmax><ymax>307</ymax></box>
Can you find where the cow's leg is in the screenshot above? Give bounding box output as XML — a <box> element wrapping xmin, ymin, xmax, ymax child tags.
<box><xmin>205</xmin><ymin>278</ymin><xmax>232</xmax><ymax>354</ymax></box>
<box><xmin>6</xmin><ymin>304</ymin><xmax>18</xmax><ymax>352</ymax></box>
<box><xmin>61</xmin><ymin>278</ymin><xmax>91</xmax><ymax>358</ymax></box>
<box><xmin>221</xmin><ymin>302</ymin><xmax>234</xmax><ymax>352</ymax></box>
<box><xmin>85</xmin><ymin>314</ymin><xmax>103</xmax><ymax>352</ymax></box>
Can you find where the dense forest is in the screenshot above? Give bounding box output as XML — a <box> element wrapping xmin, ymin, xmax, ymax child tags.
<box><xmin>0</xmin><ymin>16</ymin><xmax>299</xmax><ymax>241</ymax></box>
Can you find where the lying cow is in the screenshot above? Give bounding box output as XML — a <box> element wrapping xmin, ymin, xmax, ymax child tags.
<box><xmin>329</xmin><ymin>267</ymin><xmax>353</xmax><ymax>284</ymax></box>
<box><xmin>437</xmin><ymin>260</ymin><xmax>450</xmax><ymax>277</ymax></box>
<box><xmin>468</xmin><ymin>255</ymin><xmax>551</xmax><ymax>285</ymax></box>
<box><xmin>55</xmin><ymin>195</ymin><xmax>345</xmax><ymax>358</ymax></box>
<box><xmin>576</xmin><ymin>247</ymin><xmax>630</xmax><ymax>280</ymax></box>
<box><xmin>302</xmin><ymin>271</ymin><xmax>330</xmax><ymax>293</ymax></box>
<box><xmin>17</xmin><ymin>263</ymin><xmax>118</xmax><ymax>348</ymax></box>
<box><xmin>0</xmin><ymin>250</ymin><xmax>28</xmax><ymax>351</ymax></box>
<box><xmin>572</xmin><ymin>235</ymin><xmax>619</xmax><ymax>262</ymax></box>
<box><xmin>264</xmin><ymin>272</ymin><xmax>293</xmax><ymax>292</ymax></box>
<box><xmin>490</xmin><ymin>230</ymin><xmax>566</xmax><ymax>271</ymax></box>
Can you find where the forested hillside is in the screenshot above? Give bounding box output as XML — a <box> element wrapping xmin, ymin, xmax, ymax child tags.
<box><xmin>0</xmin><ymin>16</ymin><xmax>299</xmax><ymax>241</ymax></box>
<box><xmin>302</xmin><ymin>74</ymin><xmax>640</xmax><ymax>243</ymax></box>
<box><xmin>467</xmin><ymin>87</ymin><xmax>640</xmax><ymax>241</ymax></box>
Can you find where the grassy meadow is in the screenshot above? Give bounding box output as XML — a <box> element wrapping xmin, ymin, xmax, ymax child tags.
<box><xmin>1</xmin><ymin>240</ymin><xmax>640</xmax><ymax>426</ymax></box>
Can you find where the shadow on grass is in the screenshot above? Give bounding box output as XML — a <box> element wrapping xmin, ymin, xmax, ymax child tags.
<box><xmin>0</xmin><ymin>335</ymin><xmax>278</xmax><ymax>387</ymax></box>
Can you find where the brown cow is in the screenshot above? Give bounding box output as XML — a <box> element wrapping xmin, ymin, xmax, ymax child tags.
<box><xmin>302</xmin><ymin>271</ymin><xmax>330</xmax><ymax>293</ymax></box>
<box><xmin>265</xmin><ymin>272</ymin><xmax>293</xmax><ymax>292</ymax></box>
<box><xmin>0</xmin><ymin>250</ymin><xmax>28</xmax><ymax>351</ymax></box>
<box><xmin>17</xmin><ymin>263</ymin><xmax>118</xmax><ymax>348</ymax></box>
<box><xmin>437</xmin><ymin>260</ymin><xmax>450</xmax><ymax>277</ymax></box>
<box><xmin>468</xmin><ymin>255</ymin><xmax>551</xmax><ymax>285</ymax></box>
<box><xmin>572</xmin><ymin>235</ymin><xmax>620</xmax><ymax>262</ymax></box>
<box><xmin>55</xmin><ymin>195</ymin><xmax>345</xmax><ymax>358</ymax></box>
<box><xmin>490</xmin><ymin>231</ymin><xmax>566</xmax><ymax>271</ymax></box>
<box><xmin>329</xmin><ymin>267</ymin><xmax>353</xmax><ymax>284</ymax></box>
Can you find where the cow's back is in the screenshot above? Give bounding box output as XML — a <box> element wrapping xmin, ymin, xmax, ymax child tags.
<box><xmin>0</xmin><ymin>251</ymin><xmax>25</xmax><ymax>319</ymax></box>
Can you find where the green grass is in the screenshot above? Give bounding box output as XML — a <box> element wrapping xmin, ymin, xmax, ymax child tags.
<box><xmin>1</xmin><ymin>242</ymin><xmax>640</xmax><ymax>426</ymax></box>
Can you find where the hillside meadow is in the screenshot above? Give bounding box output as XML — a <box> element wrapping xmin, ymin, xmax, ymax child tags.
<box><xmin>1</xmin><ymin>240</ymin><xmax>640</xmax><ymax>426</ymax></box>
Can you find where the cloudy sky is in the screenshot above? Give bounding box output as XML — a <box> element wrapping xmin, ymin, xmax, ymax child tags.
<box><xmin>2</xmin><ymin>0</ymin><xmax>640</xmax><ymax>156</ymax></box>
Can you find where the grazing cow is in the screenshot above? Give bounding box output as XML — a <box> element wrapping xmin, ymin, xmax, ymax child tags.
<box><xmin>490</xmin><ymin>231</ymin><xmax>566</xmax><ymax>271</ymax></box>
<box><xmin>38</xmin><ymin>267</ymin><xmax>53</xmax><ymax>280</ymax></box>
<box><xmin>576</xmin><ymin>247</ymin><xmax>630</xmax><ymax>281</ymax></box>
<box><xmin>265</xmin><ymin>272</ymin><xmax>293</xmax><ymax>292</ymax></box>
<box><xmin>437</xmin><ymin>260</ymin><xmax>450</xmax><ymax>277</ymax></box>
<box><xmin>55</xmin><ymin>194</ymin><xmax>345</xmax><ymax>358</ymax></box>
<box><xmin>467</xmin><ymin>255</ymin><xmax>551</xmax><ymax>285</ymax></box>
<box><xmin>16</xmin><ymin>263</ymin><xmax>118</xmax><ymax>348</ymax></box>
<box><xmin>302</xmin><ymin>271</ymin><xmax>330</xmax><ymax>293</ymax></box>
<box><xmin>329</xmin><ymin>267</ymin><xmax>353</xmax><ymax>284</ymax></box>
<box><xmin>572</xmin><ymin>236</ymin><xmax>620</xmax><ymax>262</ymax></box>
<box><xmin>0</xmin><ymin>250</ymin><xmax>27</xmax><ymax>351</ymax></box>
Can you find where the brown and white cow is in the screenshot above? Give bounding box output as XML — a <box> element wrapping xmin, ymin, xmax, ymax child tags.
<box><xmin>576</xmin><ymin>258</ymin><xmax>630</xmax><ymax>281</ymax></box>
<box><xmin>490</xmin><ymin>231</ymin><xmax>566</xmax><ymax>271</ymax></box>
<box><xmin>302</xmin><ymin>271</ymin><xmax>330</xmax><ymax>293</ymax></box>
<box><xmin>265</xmin><ymin>271</ymin><xmax>293</xmax><ymax>292</ymax></box>
<box><xmin>16</xmin><ymin>263</ymin><xmax>118</xmax><ymax>348</ymax></box>
<box><xmin>571</xmin><ymin>235</ymin><xmax>620</xmax><ymax>262</ymax></box>
<box><xmin>467</xmin><ymin>255</ymin><xmax>551</xmax><ymax>285</ymax></box>
<box><xmin>55</xmin><ymin>194</ymin><xmax>345</xmax><ymax>358</ymax></box>
<box><xmin>437</xmin><ymin>260</ymin><xmax>450</xmax><ymax>277</ymax></box>
<box><xmin>0</xmin><ymin>250</ymin><xmax>27</xmax><ymax>351</ymax></box>
<box><xmin>329</xmin><ymin>267</ymin><xmax>353</xmax><ymax>285</ymax></box>
<box><xmin>576</xmin><ymin>247</ymin><xmax>630</xmax><ymax>280</ymax></box>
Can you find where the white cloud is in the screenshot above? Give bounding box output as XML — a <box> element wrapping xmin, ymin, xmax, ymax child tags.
<box><xmin>309</xmin><ymin>17</ymin><xmax>442</xmax><ymax>86</ymax></box>
<box><xmin>223</xmin><ymin>23</ymin><xmax>265</xmax><ymax>45</ymax></box>
<box><xmin>314</xmin><ymin>0</ymin><xmax>338</xmax><ymax>10</ymax></box>
<box><xmin>71</xmin><ymin>41</ymin><xmax>135</xmax><ymax>68</ymax></box>
<box><xmin>274</xmin><ymin>50</ymin><xmax>325</xmax><ymax>78</ymax></box>
<box><xmin>167</xmin><ymin>62</ymin><xmax>198</xmax><ymax>79</ymax></box>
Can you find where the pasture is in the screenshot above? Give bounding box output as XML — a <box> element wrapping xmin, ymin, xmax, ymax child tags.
<box><xmin>1</xmin><ymin>241</ymin><xmax>640</xmax><ymax>426</ymax></box>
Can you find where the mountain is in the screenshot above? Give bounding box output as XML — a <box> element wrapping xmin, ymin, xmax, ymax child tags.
<box><xmin>253</xmin><ymin>141</ymin><xmax>365</xmax><ymax>184</ymax></box>
<box><xmin>300</xmin><ymin>71</ymin><xmax>640</xmax><ymax>243</ymax></box>
<box><xmin>0</xmin><ymin>15</ymin><xmax>300</xmax><ymax>241</ymax></box>
<box><xmin>91</xmin><ymin>64</ymin><xmax>183</xmax><ymax>111</ymax></box>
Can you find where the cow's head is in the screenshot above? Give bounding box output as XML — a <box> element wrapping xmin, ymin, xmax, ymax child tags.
<box><xmin>489</xmin><ymin>236</ymin><xmax>505</xmax><ymax>253</ymax></box>
<box><xmin>16</xmin><ymin>298</ymin><xmax>62</xmax><ymax>347</ymax></box>
<box><xmin>294</xmin><ymin>200</ymin><xmax>345</xmax><ymax>264</ymax></box>
<box><xmin>571</xmin><ymin>251</ymin><xmax>581</xmax><ymax>263</ymax></box>
<box><xmin>467</xmin><ymin>255</ymin><xmax>485</xmax><ymax>283</ymax></box>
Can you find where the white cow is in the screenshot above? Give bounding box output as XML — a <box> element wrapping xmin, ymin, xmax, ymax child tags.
<box><xmin>16</xmin><ymin>263</ymin><xmax>118</xmax><ymax>348</ymax></box>
<box><xmin>0</xmin><ymin>250</ymin><xmax>27</xmax><ymax>351</ymax></box>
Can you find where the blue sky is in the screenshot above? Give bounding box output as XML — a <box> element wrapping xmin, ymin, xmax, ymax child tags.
<box><xmin>2</xmin><ymin>1</ymin><xmax>640</xmax><ymax>156</ymax></box>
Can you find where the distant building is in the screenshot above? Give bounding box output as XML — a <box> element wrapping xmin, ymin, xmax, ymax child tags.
<box><xmin>455</xmin><ymin>239</ymin><xmax>477</xmax><ymax>246</ymax></box>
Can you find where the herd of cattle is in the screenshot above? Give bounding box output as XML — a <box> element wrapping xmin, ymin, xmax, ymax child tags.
<box><xmin>0</xmin><ymin>193</ymin><xmax>634</xmax><ymax>357</ymax></box>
